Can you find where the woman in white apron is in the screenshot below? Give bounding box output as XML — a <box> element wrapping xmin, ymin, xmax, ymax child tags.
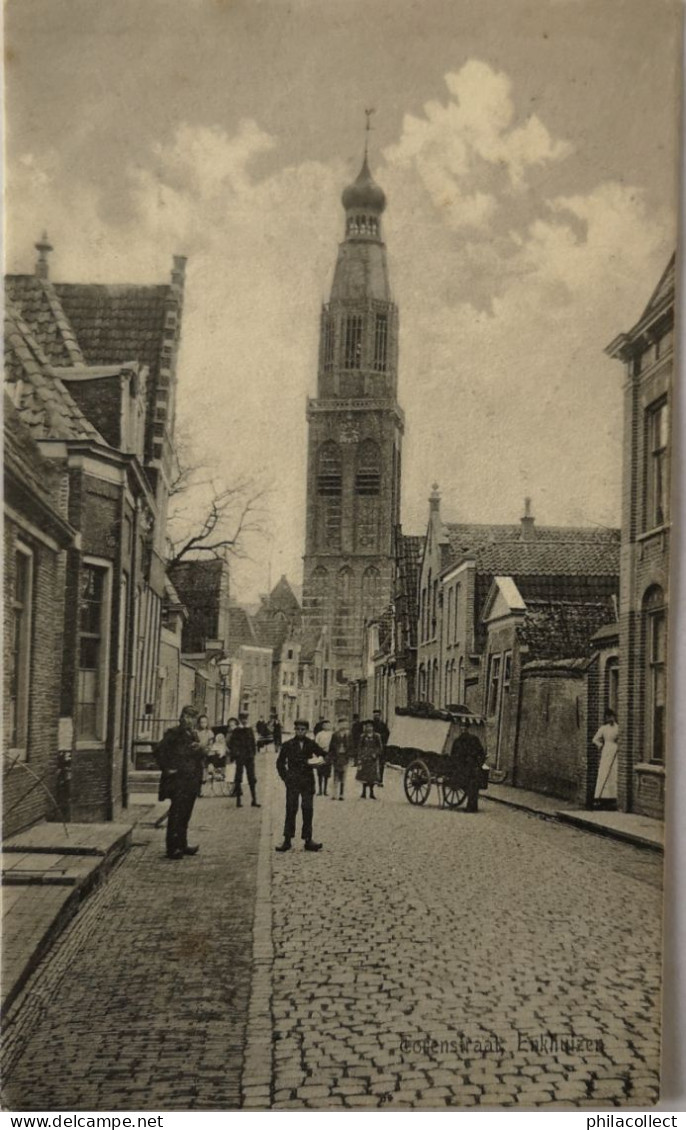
<box><xmin>592</xmin><ymin>709</ymin><xmax>619</xmax><ymax>806</ymax></box>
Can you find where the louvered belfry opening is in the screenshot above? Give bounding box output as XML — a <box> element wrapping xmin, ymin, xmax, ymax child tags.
<box><xmin>355</xmin><ymin>439</ymin><xmax>381</xmax><ymax>496</ymax></box>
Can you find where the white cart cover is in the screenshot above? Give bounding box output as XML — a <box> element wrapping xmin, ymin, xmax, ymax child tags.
<box><xmin>387</xmin><ymin>716</ymin><xmax>451</xmax><ymax>756</ymax></box>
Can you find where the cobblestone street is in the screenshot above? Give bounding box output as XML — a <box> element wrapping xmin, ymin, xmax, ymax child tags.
<box><xmin>3</xmin><ymin>755</ymin><xmax>663</xmax><ymax>1111</ymax></box>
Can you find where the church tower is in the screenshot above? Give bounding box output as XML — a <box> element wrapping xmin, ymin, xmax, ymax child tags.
<box><xmin>302</xmin><ymin>146</ymin><xmax>404</xmax><ymax>698</ymax></box>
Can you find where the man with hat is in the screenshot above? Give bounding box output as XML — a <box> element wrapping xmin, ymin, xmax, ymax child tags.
<box><xmin>274</xmin><ymin>720</ymin><xmax>323</xmax><ymax>852</ymax></box>
<box><xmin>155</xmin><ymin>705</ymin><xmax>204</xmax><ymax>859</ymax></box>
<box><xmin>228</xmin><ymin>711</ymin><xmax>260</xmax><ymax>808</ymax></box>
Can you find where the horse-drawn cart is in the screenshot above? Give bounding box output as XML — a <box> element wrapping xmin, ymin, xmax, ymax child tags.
<box><xmin>386</xmin><ymin>707</ymin><xmax>489</xmax><ymax>809</ymax></box>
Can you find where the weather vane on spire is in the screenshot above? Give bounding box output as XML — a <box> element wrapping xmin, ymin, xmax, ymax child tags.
<box><xmin>364</xmin><ymin>107</ymin><xmax>376</xmax><ymax>157</ymax></box>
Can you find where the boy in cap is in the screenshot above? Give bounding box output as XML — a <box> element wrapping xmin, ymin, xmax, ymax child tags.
<box><xmin>274</xmin><ymin>720</ymin><xmax>324</xmax><ymax>852</ymax></box>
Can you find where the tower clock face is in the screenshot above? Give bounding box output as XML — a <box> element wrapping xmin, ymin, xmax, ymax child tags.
<box><xmin>339</xmin><ymin>420</ymin><xmax>360</xmax><ymax>444</ymax></box>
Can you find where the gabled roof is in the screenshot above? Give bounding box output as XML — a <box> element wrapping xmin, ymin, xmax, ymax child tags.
<box><xmin>397</xmin><ymin>532</ymin><xmax>424</xmax><ymax>625</ymax></box>
<box><xmin>641</xmin><ymin>252</ymin><xmax>676</xmax><ymax>322</ymax></box>
<box><xmin>265</xmin><ymin>574</ymin><xmax>301</xmax><ymax>613</ymax></box>
<box><xmin>6</xmin><ymin>275</ymin><xmax>84</xmax><ymax>367</ymax></box>
<box><xmin>4</xmin><ymin>302</ymin><xmax>104</xmax><ymax>443</ymax></box>
<box><xmin>482</xmin><ymin>576</ymin><xmax>528</xmax><ymax>621</ymax></box>
<box><xmin>54</xmin><ymin>282</ymin><xmax>170</xmax><ymax>383</ymax></box>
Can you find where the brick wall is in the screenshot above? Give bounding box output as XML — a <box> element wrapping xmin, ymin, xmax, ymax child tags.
<box><xmin>516</xmin><ymin>668</ymin><xmax>589</xmax><ymax>804</ymax></box>
<box><xmin>3</xmin><ymin>518</ymin><xmax>67</xmax><ymax>836</ymax></box>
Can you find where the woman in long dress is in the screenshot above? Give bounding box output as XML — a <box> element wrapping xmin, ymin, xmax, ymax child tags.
<box><xmin>592</xmin><ymin>709</ymin><xmax>619</xmax><ymax>806</ymax></box>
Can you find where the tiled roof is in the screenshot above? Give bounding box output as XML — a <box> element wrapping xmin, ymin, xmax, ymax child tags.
<box><xmin>519</xmin><ymin>599</ymin><xmax>616</xmax><ymax>661</ymax></box>
<box><xmin>4</xmin><ymin>392</ymin><xmax>59</xmax><ymax>508</ymax></box>
<box><xmin>300</xmin><ymin>624</ymin><xmax>324</xmax><ymax>661</ymax></box>
<box><xmin>444</xmin><ymin>522</ymin><xmax>620</xmax><ymax>575</ymax></box>
<box><xmin>6</xmin><ymin>276</ymin><xmax>84</xmax><ymax>367</ymax></box>
<box><xmin>252</xmin><ymin>613</ymin><xmax>293</xmax><ymax>652</ymax></box>
<box><xmin>54</xmin><ymin>282</ymin><xmax>170</xmax><ymax>380</ymax></box>
<box><xmin>228</xmin><ymin>604</ymin><xmax>257</xmax><ymax>652</ymax></box>
<box><xmin>4</xmin><ymin>303</ymin><xmax>104</xmax><ymax>443</ymax></box>
<box><xmin>265</xmin><ymin>575</ymin><xmax>301</xmax><ymax>614</ymax></box>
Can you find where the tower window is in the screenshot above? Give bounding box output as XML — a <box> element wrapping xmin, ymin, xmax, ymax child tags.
<box><xmin>322</xmin><ymin>316</ymin><xmax>335</xmax><ymax>371</ymax></box>
<box><xmin>343</xmin><ymin>315</ymin><xmax>363</xmax><ymax>370</ymax></box>
<box><xmin>317</xmin><ymin>444</ymin><xmax>342</xmax><ymax>496</ymax></box>
<box><xmin>374</xmin><ymin>313</ymin><xmax>388</xmax><ymax>372</ymax></box>
<box><xmin>355</xmin><ymin>440</ymin><xmax>381</xmax><ymax>496</ymax></box>
<box><xmin>317</xmin><ymin>444</ymin><xmax>342</xmax><ymax>550</ymax></box>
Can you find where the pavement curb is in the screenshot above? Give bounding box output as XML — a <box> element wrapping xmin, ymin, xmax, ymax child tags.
<box><xmin>485</xmin><ymin>791</ymin><xmax>664</xmax><ymax>853</ymax></box>
<box><xmin>555</xmin><ymin>810</ymin><xmax>664</xmax><ymax>852</ymax></box>
<box><xmin>241</xmin><ymin>762</ymin><xmax>275</xmax><ymax>1110</ymax></box>
<box><xmin>1</xmin><ymin>827</ymin><xmax>131</xmax><ymax>1017</ymax></box>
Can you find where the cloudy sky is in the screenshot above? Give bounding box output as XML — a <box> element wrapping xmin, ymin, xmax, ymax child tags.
<box><xmin>6</xmin><ymin>0</ymin><xmax>679</xmax><ymax>602</ymax></box>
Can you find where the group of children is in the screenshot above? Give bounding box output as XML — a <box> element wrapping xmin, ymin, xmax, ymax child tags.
<box><xmin>313</xmin><ymin>717</ymin><xmax>387</xmax><ymax>801</ymax></box>
<box><xmin>194</xmin><ymin>711</ymin><xmax>389</xmax><ymax>801</ymax></box>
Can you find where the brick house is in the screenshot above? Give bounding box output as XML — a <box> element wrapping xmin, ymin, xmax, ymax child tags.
<box><xmin>3</xmin><ymin>396</ymin><xmax>76</xmax><ymax>835</ymax></box>
<box><xmin>416</xmin><ymin>488</ymin><xmax>619</xmax><ymax>723</ymax></box>
<box><xmin>605</xmin><ymin>253</ymin><xmax>675</xmax><ymax>818</ymax></box>
<box><xmin>4</xmin><ymin>240</ymin><xmax>186</xmax><ymax>822</ymax></box>
<box><xmin>252</xmin><ymin>575</ymin><xmax>303</xmax><ymax>731</ymax></box>
<box><xmin>168</xmin><ymin>557</ymin><xmax>231</xmax><ymax>724</ymax></box>
<box><xmin>480</xmin><ymin>575</ymin><xmax>617</xmax><ymax>802</ymax></box>
<box><xmin>357</xmin><ymin>529</ymin><xmax>424</xmax><ymax>723</ymax></box>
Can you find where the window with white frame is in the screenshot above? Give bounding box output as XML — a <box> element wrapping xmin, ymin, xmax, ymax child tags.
<box><xmin>645</xmin><ymin>398</ymin><xmax>668</xmax><ymax>530</ymax></box>
<box><xmin>10</xmin><ymin>543</ymin><xmax>34</xmax><ymax>754</ymax></box>
<box><xmin>644</xmin><ymin>587</ymin><xmax>666</xmax><ymax>764</ymax></box>
<box><xmin>487</xmin><ymin>654</ymin><xmax>501</xmax><ymax>717</ymax></box>
<box><xmin>76</xmin><ymin>561</ymin><xmax>111</xmax><ymax>742</ymax></box>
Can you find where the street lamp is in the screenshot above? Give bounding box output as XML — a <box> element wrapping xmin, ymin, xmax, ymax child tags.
<box><xmin>218</xmin><ymin>657</ymin><xmax>232</xmax><ymax>726</ymax></box>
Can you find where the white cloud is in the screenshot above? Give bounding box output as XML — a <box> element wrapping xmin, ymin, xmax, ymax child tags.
<box><xmin>5</xmin><ymin>63</ymin><xmax>675</xmax><ymax>598</ymax></box>
<box><xmin>384</xmin><ymin>60</ymin><xmax>572</xmax><ymax>230</ymax></box>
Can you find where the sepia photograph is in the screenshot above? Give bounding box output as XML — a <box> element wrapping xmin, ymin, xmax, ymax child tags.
<box><xmin>1</xmin><ymin>0</ymin><xmax>682</xmax><ymax>1115</ymax></box>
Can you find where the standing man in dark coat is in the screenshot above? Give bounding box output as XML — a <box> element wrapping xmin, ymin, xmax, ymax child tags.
<box><xmin>372</xmin><ymin>708</ymin><xmax>390</xmax><ymax>786</ymax></box>
<box><xmin>450</xmin><ymin>729</ymin><xmax>486</xmax><ymax>812</ymax></box>
<box><xmin>228</xmin><ymin>711</ymin><xmax>260</xmax><ymax>808</ymax></box>
<box><xmin>156</xmin><ymin>705</ymin><xmax>204</xmax><ymax>859</ymax></box>
<box><xmin>275</xmin><ymin>719</ymin><xmax>323</xmax><ymax>852</ymax></box>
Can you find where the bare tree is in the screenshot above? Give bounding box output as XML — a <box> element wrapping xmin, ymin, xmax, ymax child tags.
<box><xmin>166</xmin><ymin>432</ymin><xmax>270</xmax><ymax>569</ymax></box>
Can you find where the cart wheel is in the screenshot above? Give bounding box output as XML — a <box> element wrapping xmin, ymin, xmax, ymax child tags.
<box><xmin>442</xmin><ymin>781</ymin><xmax>468</xmax><ymax>809</ymax></box>
<box><xmin>404</xmin><ymin>759</ymin><xmax>432</xmax><ymax>805</ymax></box>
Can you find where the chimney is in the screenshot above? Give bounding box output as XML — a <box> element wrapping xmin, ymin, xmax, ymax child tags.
<box><xmin>520</xmin><ymin>497</ymin><xmax>535</xmax><ymax>541</ymax></box>
<box><xmin>429</xmin><ymin>482</ymin><xmax>441</xmax><ymax>515</ymax></box>
<box><xmin>34</xmin><ymin>232</ymin><xmax>53</xmax><ymax>279</ymax></box>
